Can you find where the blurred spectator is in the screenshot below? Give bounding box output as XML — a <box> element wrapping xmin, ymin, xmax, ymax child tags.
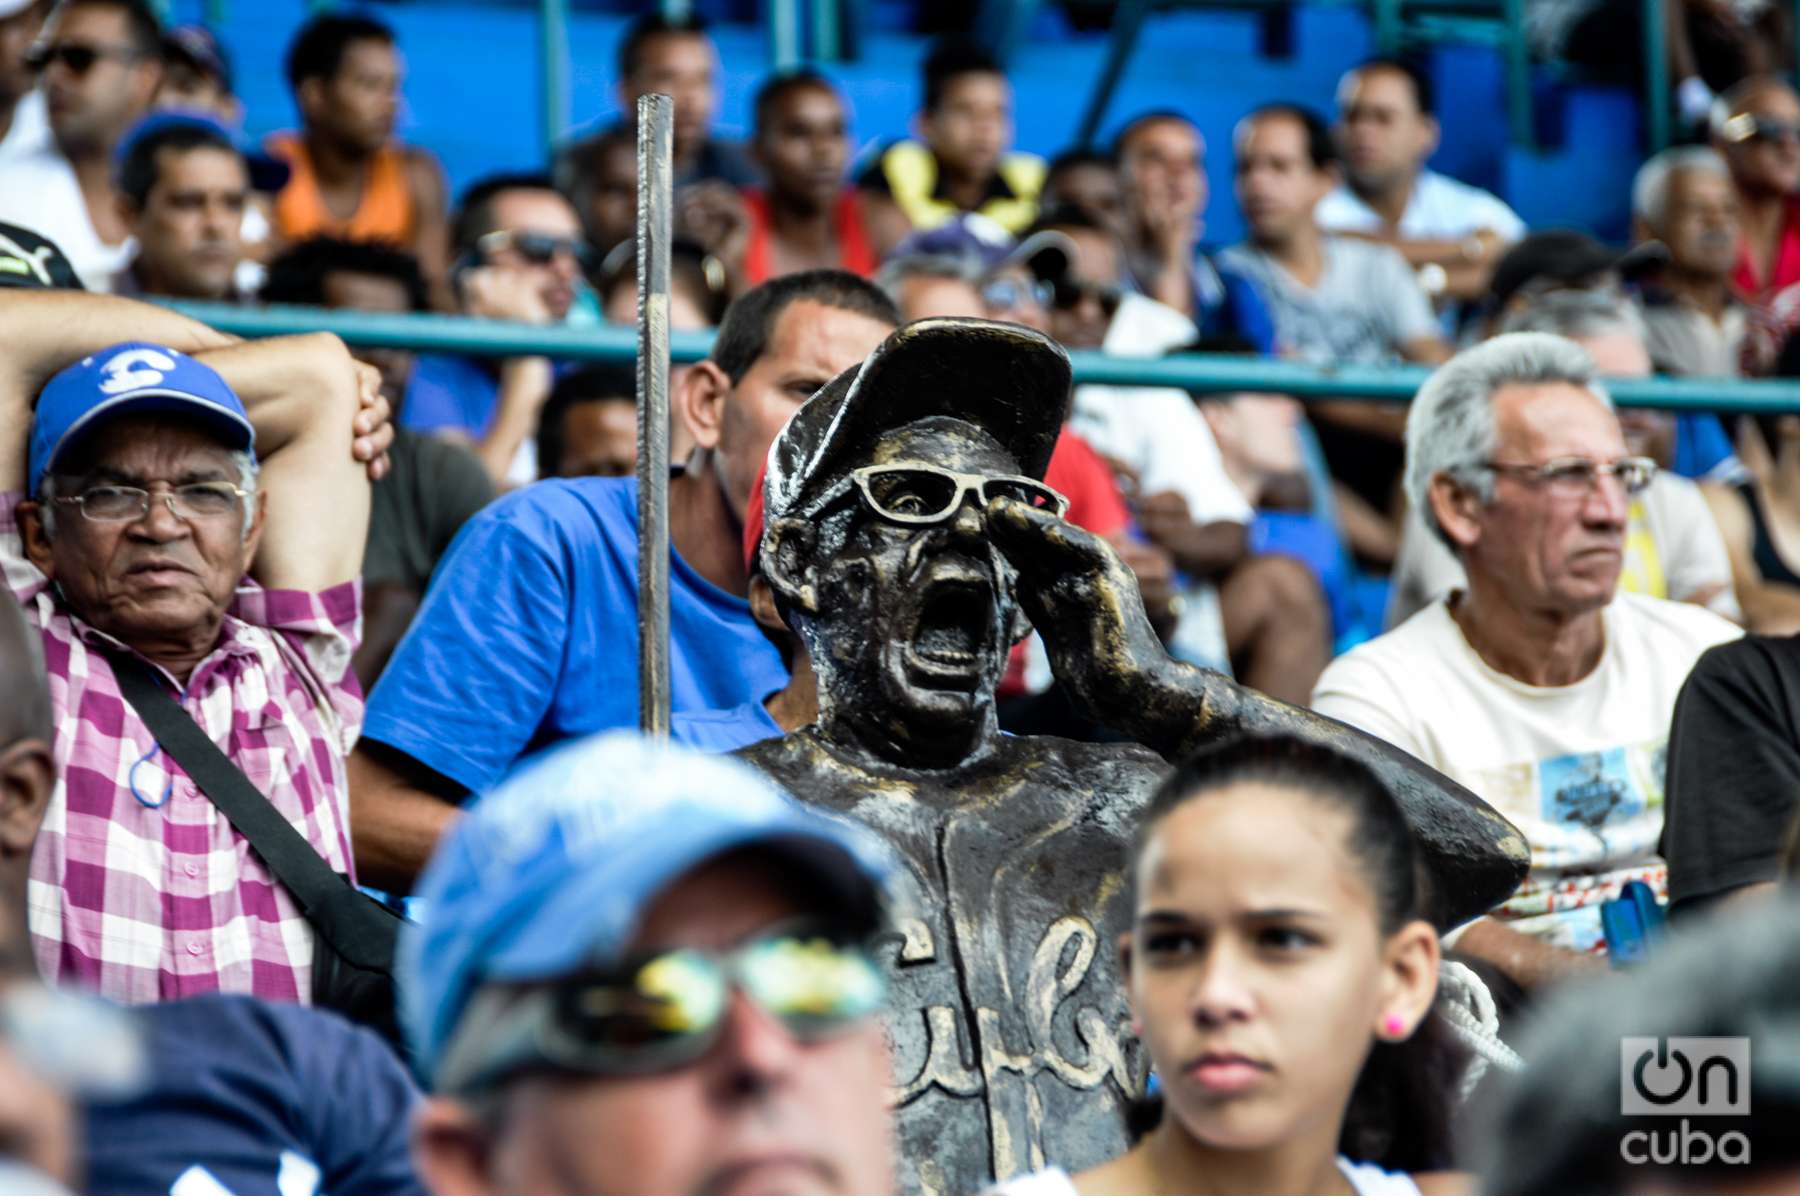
<box><xmin>857</xmin><ymin>38</ymin><xmax>1045</xmax><ymax>236</ymax></box>
<box><xmin>1028</xmin><ymin>206</ymin><xmax>1330</xmax><ymax>702</ymax></box>
<box><xmin>1113</xmin><ymin>110</ymin><xmax>1276</xmax><ymax>351</ymax></box>
<box><xmin>1632</xmin><ymin>146</ymin><xmax>1747</xmax><ymax>376</ymax></box>
<box><xmin>407</xmin><ymin>173</ymin><xmax>589</xmax><ymax>486</ymax></box>
<box><xmin>0</xmin><ymin>220</ymin><xmax>83</xmax><ymax>288</ymax></box>
<box><xmin>154</xmin><ymin>24</ymin><xmax>236</xmax><ymax>124</ymax></box>
<box><xmin>1389</xmin><ymin>293</ymin><xmax>1741</xmax><ymax>626</ymax></box>
<box><xmin>1220</xmin><ymin>103</ymin><xmax>1448</xmax><ymax>527</ymax></box>
<box><xmin>1314</xmin><ymin>334</ymin><xmax>1739</xmax><ymax>992</ymax></box>
<box><xmin>268</xmin><ymin>13</ymin><xmax>451</xmax><ymax>308</ymax></box>
<box><xmin>553</xmin><ymin>124</ymin><xmax>635</xmax><ymax>258</ymax></box>
<box><xmin>1701</xmin><ymin>338</ymin><xmax>1800</xmax><ymax>634</ymax></box>
<box><xmin>402</xmin><ymin>734</ymin><xmax>897</xmax><ymax>1196</ymax></box>
<box><xmin>1220</xmin><ymin>104</ymin><xmax>1449</xmax><ymax>367</ymax></box>
<box><xmin>0</xmin><ymin>285</ymin><xmax>389</xmax><ymax>1005</ymax></box>
<box><xmin>0</xmin><ymin>0</ymin><xmax>161</xmax><ymax>289</ymax></box>
<box><xmin>1041</xmin><ymin>146</ymin><xmax>1126</xmax><ymax>241</ymax></box>
<box><xmin>0</xmin><ymin>0</ymin><xmax>49</xmax><ymax>164</ymax></box>
<box><xmin>348</xmin><ymin>272</ymin><xmax>897</xmax><ymax>891</ymax></box>
<box><xmin>1485</xmin><ymin>229</ymin><xmax>1742</xmax><ymax>485</ymax></box>
<box><xmin>874</xmin><ymin>249</ymin><xmax>987</xmax><ymax>318</ymax></box>
<box><xmin>112</xmin><ymin>112</ymin><xmax>252</xmax><ymax>300</ymax></box>
<box><xmin>1712</xmin><ymin>75</ymin><xmax>1800</xmax><ymax>303</ymax></box>
<box><xmin>595</xmin><ymin>237</ymin><xmax>730</xmax><ymax>468</ymax></box>
<box><xmin>536</xmin><ymin>363</ymin><xmax>638</xmax><ymax>480</ymax></box>
<box><xmin>1476</xmin><ymin>894</ymin><xmax>1800</xmax><ymax>1196</ymax></box>
<box><xmin>1662</xmin><ymin>635</ymin><xmax>1800</xmax><ymax>919</ymax></box>
<box><xmin>681</xmin><ymin>70</ymin><xmax>894</xmax><ymax>290</ymax></box>
<box><xmin>262</xmin><ymin>237</ymin><xmax>495</xmax><ymax>689</ymax></box>
<box><xmin>0</xmin><ymin>588</ymin><xmax>425</xmax><ymax>1196</ymax></box>
<box><xmin>627</xmin><ymin>14</ymin><xmax>753</xmax><ymax>188</ymax></box>
<box><xmin>1321</xmin><ymin>58</ymin><xmax>1524</xmax><ymax>305</ymax></box>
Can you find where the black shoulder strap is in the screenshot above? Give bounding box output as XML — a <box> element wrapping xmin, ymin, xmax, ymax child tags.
<box><xmin>107</xmin><ymin>652</ymin><xmax>394</xmax><ymax>970</ymax></box>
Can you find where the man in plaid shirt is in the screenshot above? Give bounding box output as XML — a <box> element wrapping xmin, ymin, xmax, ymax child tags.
<box><xmin>0</xmin><ymin>282</ymin><xmax>391</xmax><ymax>1005</ymax></box>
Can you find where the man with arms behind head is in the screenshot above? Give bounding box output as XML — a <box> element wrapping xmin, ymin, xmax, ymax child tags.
<box><xmin>0</xmin><ymin>0</ymin><xmax>161</xmax><ymax>288</ymax></box>
<box><xmin>350</xmin><ymin>270</ymin><xmax>898</xmax><ymax>892</ymax></box>
<box><xmin>405</xmin><ymin>733</ymin><xmax>896</xmax><ymax>1196</ymax></box>
<box><xmin>0</xmin><ymin>590</ymin><xmax>428</xmax><ymax>1196</ymax></box>
<box><xmin>1320</xmin><ymin>58</ymin><xmax>1524</xmax><ymax>304</ymax></box>
<box><xmin>1314</xmin><ymin>334</ymin><xmax>1740</xmax><ymax>993</ymax></box>
<box><xmin>0</xmin><ymin>281</ymin><xmax>392</xmax><ymax>1005</ymax></box>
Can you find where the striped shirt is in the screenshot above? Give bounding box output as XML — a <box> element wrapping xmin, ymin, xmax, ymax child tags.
<box><xmin>2</xmin><ymin>492</ymin><xmax>362</xmax><ymax>1005</ymax></box>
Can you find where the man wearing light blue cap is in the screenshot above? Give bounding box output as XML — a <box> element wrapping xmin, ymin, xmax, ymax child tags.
<box><xmin>0</xmin><ymin>284</ymin><xmax>393</xmax><ymax>1009</ymax></box>
<box><xmin>404</xmin><ymin>732</ymin><xmax>899</xmax><ymax>1196</ymax></box>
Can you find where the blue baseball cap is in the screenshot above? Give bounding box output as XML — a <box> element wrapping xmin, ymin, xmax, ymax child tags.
<box><xmin>117</xmin><ymin>109</ymin><xmax>291</xmax><ymax>195</ymax></box>
<box><xmin>400</xmin><ymin>732</ymin><xmax>896</xmax><ymax>1087</ymax></box>
<box><xmin>28</xmin><ymin>343</ymin><xmax>255</xmax><ymax>497</ymax></box>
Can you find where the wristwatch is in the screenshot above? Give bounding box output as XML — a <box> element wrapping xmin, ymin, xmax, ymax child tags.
<box><xmin>1418</xmin><ymin>262</ymin><xmax>1449</xmax><ymax>297</ymax></box>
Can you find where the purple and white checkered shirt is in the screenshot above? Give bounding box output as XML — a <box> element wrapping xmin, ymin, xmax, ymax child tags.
<box><xmin>2</xmin><ymin>492</ymin><xmax>363</xmax><ymax>1005</ymax></box>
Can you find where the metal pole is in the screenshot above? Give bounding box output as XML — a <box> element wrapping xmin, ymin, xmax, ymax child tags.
<box><xmin>636</xmin><ymin>94</ymin><xmax>674</xmax><ymax>739</ymax></box>
<box><xmin>1643</xmin><ymin>0</ymin><xmax>1670</xmax><ymax>151</ymax></box>
<box><xmin>541</xmin><ymin>0</ymin><xmax>571</xmax><ymax>156</ymax></box>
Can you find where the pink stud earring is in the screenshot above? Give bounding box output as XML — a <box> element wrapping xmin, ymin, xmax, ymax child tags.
<box><xmin>1382</xmin><ymin>1014</ymin><xmax>1407</xmax><ymax>1039</ymax></box>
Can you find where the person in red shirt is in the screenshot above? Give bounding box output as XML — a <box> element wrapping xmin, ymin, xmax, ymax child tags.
<box><xmin>1714</xmin><ymin>76</ymin><xmax>1800</xmax><ymax>302</ymax></box>
<box><xmin>681</xmin><ymin>71</ymin><xmax>902</xmax><ymax>292</ymax></box>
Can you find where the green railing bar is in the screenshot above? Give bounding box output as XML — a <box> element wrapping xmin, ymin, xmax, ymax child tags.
<box><xmin>540</xmin><ymin>0</ymin><xmax>572</xmax><ymax>153</ymax></box>
<box><xmin>1642</xmin><ymin>0</ymin><xmax>1669</xmax><ymax>151</ymax></box>
<box><xmin>158</xmin><ymin>300</ymin><xmax>1800</xmax><ymax>411</ymax></box>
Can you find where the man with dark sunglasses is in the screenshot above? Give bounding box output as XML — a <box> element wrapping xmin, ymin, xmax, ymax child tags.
<box><xmin>405</xmin><ymin>173</ymin><xmax>594</xmax><ymax>486</ymax></box>
<box><xmin>1711</xmin><ymin>76</ymin><xmax>1800</xmax><ymax>304</ymax></box>
<box><xmin>0</xmin><ymin>0</ymin><xmax>160</xmax><ymax>289</ymax></box>
<box><xmin>404</xmin><ymin>732</ymin><xmax>898</xmax><ymax>1196</ymax></box>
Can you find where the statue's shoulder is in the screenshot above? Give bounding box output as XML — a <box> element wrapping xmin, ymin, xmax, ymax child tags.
<box><xmin>998</xmin><ymin>734</ymin><xmax>1168</xmax><ymax>816</ymax></box>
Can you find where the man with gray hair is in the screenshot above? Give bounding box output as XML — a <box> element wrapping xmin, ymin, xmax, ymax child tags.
<box><xmin>0</xmin><ymin>283</ymin><xmax>392</xmax><ymax>1008</ymax></box>
<box><xmin>1385</xmin><ymin>291</ymin><xmax>1740</xmax><ymax>626</ymax></box>
<box><xmin>1314</xmin><ymin>332</ymin><xmax>1739</xmax><ymax>992</ymax></box>
<box><xmin>1631</xmin><ymin>145</ymin><xmax>1747</xmax><ymax>378</ymax></box>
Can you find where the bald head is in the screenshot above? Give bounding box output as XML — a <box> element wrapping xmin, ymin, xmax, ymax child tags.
<box><xmin>0</xmin><ymin>595</ymin><xmax>48</xmax><ymax>749</ymax></box>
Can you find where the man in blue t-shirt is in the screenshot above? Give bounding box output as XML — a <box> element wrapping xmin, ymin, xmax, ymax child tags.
<box><xmin>349</xmin><ymin>271</ymin><xmax>898</xmax><ymax>889</ymax></box>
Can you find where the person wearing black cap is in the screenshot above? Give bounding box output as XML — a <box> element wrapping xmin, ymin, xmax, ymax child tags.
<box><xmin>155</xmin><ymin>24</ymin><xmax>236</xmax><ymax>125</ymax></box>
<box><xmin>1483</xmin><ymin>227</ymin><xmax>1666</xmax><ymax>332</ymax></box>
<box><xmin>736</xmin><ymin>316</ymin><xmax>1527</xmax><ymax>1194</ymax></box>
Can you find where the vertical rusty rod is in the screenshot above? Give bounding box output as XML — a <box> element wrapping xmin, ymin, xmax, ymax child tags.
<box><xmin>636</xmin><ymin>93</ymin><xmax>674</xmax><ymax>738</ymax></box>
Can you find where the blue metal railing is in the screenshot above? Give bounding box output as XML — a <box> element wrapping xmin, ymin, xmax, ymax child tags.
<box><xmin>161</xmin><ymin>301</ymin><xmax>1800</xmax><ymax>412</ymax></box>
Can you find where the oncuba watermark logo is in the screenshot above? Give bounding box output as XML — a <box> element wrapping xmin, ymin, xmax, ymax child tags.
<box><xmin>1620</xmin><ymin>1037</ymin><xmax>1751</xmax><ymax>1166</ymax></box>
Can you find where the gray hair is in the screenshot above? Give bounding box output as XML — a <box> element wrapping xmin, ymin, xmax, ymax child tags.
<box><xmin>1632</xmin><ymin>145</ymin><xmax>1729</xmax><ymax>229</ymax></box>
<box><xmin>1405</xmin><ymin>333</ymin><xmax>1602</xmax><ymax>550</ymax></box>
<box><xmin>38</xmin><ymin>449</ymin><xmax>261</xmax><ymax>540</ymax></box>
<box><xmin>1497</xmin><ymin>287</ymin><xmax>1647</xmax><ymax>346</ymax></box>
<box><xmin>873</xmin><ymin>252</ymin><xmax>984</xmax><ymax>308</ymax></box>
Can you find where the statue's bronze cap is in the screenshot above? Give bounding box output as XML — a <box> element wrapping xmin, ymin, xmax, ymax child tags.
<box><xmin>763</xmin><ymin>317</ymin><xmax>1071</xmax><ymax>523</ymax></box>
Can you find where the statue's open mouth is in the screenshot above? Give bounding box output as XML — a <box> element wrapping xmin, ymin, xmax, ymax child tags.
<box><xmin>903</xmin><ymin>573</ymin><xmax>995</xmax><ymax>691</ymax></box>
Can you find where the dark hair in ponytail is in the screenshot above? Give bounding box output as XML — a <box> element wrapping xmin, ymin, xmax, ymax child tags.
<box><xmin>1123</xmin><ymin>732</ymin><xmax>1469</xmax><ymax>1170</ymax></box>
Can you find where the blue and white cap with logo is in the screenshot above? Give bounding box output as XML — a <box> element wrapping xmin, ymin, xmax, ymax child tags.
<box><xmin>400</xmin><ymin>732</ymin><xmax>896</xmax><ymax>1085</ymax></box>
<box><xmin>28</xmin><ymin>342</ymin><xmax>255</xmax><ymax>496</ymax></box>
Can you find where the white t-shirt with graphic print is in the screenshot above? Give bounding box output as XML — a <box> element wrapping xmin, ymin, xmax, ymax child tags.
<box><xmin>1312</xmin><ymin>592</ymin><xmax>1740</xmax><ymax>952</ymax></box>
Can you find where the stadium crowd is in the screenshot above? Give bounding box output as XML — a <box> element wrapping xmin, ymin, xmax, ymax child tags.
<box><xmin>1</xmin><ymin>0</ymin><xmax>1799</xmax><ymax>1194</ymax></box>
